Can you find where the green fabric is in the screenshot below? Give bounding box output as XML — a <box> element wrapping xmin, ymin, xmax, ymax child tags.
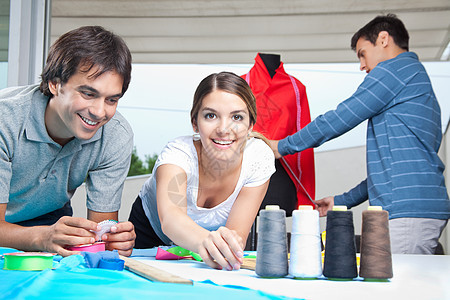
<box><xmin>167</xmin><ymin>246</ymin><xmax>203</xmax><ymax>261</ymax></box>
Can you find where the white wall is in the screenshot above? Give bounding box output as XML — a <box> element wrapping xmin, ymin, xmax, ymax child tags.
<box><xmin>71</xmin><ymin>174</ymin><xmax>149</xmax><ymax>222</ymax></box>
<box><xmin>314</xmin><ymin>146</ymin><xmax>368</xmax><ymax>232</ymax></box>
<box><xmin>439</xmin><ymin>127</ymin><xmax>449</xmax><ymax>253</ymax></box>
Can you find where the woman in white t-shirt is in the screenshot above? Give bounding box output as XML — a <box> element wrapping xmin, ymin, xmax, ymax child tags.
<box><xmin>129</xmin><ymin>72</ymin><xmax>275</xmax><ymax>270</ymax></box>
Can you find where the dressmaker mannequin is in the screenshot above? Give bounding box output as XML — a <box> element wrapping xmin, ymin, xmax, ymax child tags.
<box><xmin>256</xmin><ymin>53</ymin><xmax>297</xmax><ymax>216</ymax></box>
<box><xmin>245</xmin><ymin>52</ymin><xmax>316</xmax><ymax>250</ymax></box>
<box><xmin>259</xmin><ymin>53</ymin><xmax>281</xmax><ymax>78</ymax></box>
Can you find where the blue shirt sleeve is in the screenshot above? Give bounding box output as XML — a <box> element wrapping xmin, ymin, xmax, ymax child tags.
<box><xmin>278</xmin><ymin>63</ymin><xmax>405</xmax><ymax>156</ymax></box>
<box><xmin>334</xmin><ymin>179</ymin><xmax>368</xmax><ymax>208</ymax></box>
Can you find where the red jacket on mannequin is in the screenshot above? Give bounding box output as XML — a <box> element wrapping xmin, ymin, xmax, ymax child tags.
<box><xmin>242</xmin><ymin>53</ymin><xmax>315</xmax><ymax>211</ymax></box>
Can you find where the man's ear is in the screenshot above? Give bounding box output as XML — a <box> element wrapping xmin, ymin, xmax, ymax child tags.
<box><xmin>48</xmin><ymin>80</ymin><xmax>60</xmax><ymax>96</ymax></box>
<box><xmin>378</xmin><ymin>31</ymin><xmax>390</xmax><ymax>48</ymax></box>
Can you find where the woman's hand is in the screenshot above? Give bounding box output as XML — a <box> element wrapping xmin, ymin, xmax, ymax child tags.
<box><xmin>197</xmin><ymin>226</ymin><xmax>244</xmax><ymax>270</ymax></box>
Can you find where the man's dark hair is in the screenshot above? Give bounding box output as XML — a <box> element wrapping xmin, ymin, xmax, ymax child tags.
<box><xmin>351</xmin><ymin>13</ymin><xmax>409</xmax><ymax>52</ymax></box>
<box><xmin>40</xmin><ymin>26</ymin><xmax>132</xmax><ymax>97</ymax></box>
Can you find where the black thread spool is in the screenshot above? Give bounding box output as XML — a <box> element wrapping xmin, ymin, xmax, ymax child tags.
<box><xmin>323</xmin><ymin>207</ymin><xmax>357</xmax><ymax>280</ymax></box>
<box><xmin>359</xmin><ymin>207</ymin><xmax>393</xmax><ymax>281</ymax></box>
<box><xmin>255</xmin><ymin>206</ymin><xmax>288</xmax><ymax>278</ymax></box>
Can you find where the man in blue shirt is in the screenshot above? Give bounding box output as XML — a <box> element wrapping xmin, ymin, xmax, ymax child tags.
<box><xmin>271</xmin><ymin>14</ymin><xmax>449</xmax><ymax>254</ymax></box>
<box><xmin>0</xmin><ymin>26</ymin><xmax>136</xmax><ymax>256</ymax></box>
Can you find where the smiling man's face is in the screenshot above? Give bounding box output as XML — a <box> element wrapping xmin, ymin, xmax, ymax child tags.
<box><xmin>45</xmin><ymin>66</ymin><xmax>123</xmax><ymax>145</ymax></box>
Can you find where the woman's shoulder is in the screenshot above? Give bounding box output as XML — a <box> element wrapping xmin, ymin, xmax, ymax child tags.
<box><xmin>245</xmin><ymin>138</ymin><xmax>274</xmax><ymax>158</ymax></box>
<box><xmin>157</xmin><ymin>136</ymin><xmax>197</xmax><ymax>168</ymax></box>
<box><xmin>243</xmin><ymin>138</ymin><xmax>275</xmax><ymax>167</ymax></box>
<box><xmin>163</xmin><ymin>136</ymin><xmax>195</xmax><ymax>154</ymax></box>
<box><xmin>241</xmin><ymin>138</ymin><xmax>276</xmax><ymax>185</ymax></box>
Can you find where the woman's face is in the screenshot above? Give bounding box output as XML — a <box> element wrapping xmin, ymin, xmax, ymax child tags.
<box><xmin>193</xmin><ymin>89</ymin><xmax>253</xmax><ymax>162</ymax></box>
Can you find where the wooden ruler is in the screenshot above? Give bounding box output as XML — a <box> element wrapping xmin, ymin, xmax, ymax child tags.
<box><xmin>119</xmin><ymin>255</ymin><xmax>193</xmax><ymax>285</ymax></box>
<box><xmin>241</xmin><ymin>257</ymin><xmax>256</xmax><ymax>270</ymax></box>
<box><xmin>120</xmin><ymin>255</ymin><xmax>257</xmax><ymax>281</ymax></box>
<box><xmin>241</xmin><ymin>256</ymin><xmax>292</xmax><ymax>271</ymax></box>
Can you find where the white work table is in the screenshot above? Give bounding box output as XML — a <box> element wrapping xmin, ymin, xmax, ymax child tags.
<box><xmin>133</xmin><ymin>254</ymin><xmax>450</xmax><ymax>300</ymax></box>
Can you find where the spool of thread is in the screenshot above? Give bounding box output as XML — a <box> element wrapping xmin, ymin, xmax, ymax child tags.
<box><xmin>323</xmin><ymin>206</ymin><xmax>357</xmax><ymax>280</ymax></box>
<box><xmin>255</xmin><ymin>205</ymin><xmax>288</xmax><ymax>278</ymax></box>
<box><xmin>359</xmin><ymin>206</ymin><xmax>393</xmax><ymax>281</ymax></box>
<box><xmin>94</xmin><ymin>219</ymin><xmax>118</xmax><ymax>241</ymax></box>
<box><xmin>289</xmin><ymin>205</ymin><xmax>322</xmax><ymax>279</ymax></box>
<box><xmin>3</xmin><ymin>252</ymin><xmax>54</xmax><ymax>271</ymax></box>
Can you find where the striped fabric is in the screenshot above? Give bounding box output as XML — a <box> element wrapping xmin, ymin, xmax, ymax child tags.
<box><xmin>279</xmin><ymin>52</ymin><xmax>449</xmax><ymax>220</ymax></box>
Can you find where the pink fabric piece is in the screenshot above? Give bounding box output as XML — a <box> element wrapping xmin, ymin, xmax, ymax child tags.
<box><xmin>155</xmin><ymin>247</ymin><xmax>184</xmax><ymax>260</ymax></box>
<box><xmin>68</xmin><ymin>242</ymin><xmax>106</xmax><ymax>253</ymax></box>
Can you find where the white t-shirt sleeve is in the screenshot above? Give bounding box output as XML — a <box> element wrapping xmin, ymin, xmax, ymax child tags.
<box><xmin>153</xmin><ymin>136</ymin><xmax>194</xmax><ymax>175</ymax></box>
<box><xmin>243</xmin><ymin>138</ymin><xmax>275</xmax><ymax>188</ymax></box>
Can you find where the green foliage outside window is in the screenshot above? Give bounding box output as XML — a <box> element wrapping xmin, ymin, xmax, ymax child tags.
<box><xmin>127</xmin><ymin>147</ymin><xmax>158</xmax><ymax>177</ymax></box>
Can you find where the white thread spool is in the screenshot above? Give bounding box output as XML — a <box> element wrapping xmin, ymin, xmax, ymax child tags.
<box><xmin>289</xmin><ymin>205</ymin><xmax>322</xmax><ymax>278</ymax></box>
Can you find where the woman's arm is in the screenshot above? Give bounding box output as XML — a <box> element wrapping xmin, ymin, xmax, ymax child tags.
<box><xmin>225</xmin><ymin>181</ymin><xmax>270</xmax><ymax>245</ymax></box>
<box><xmin>155</xmin><ymin>164</ymin><xmax>238</xmax><ymax>270</ymax></box>
<box><xmin>156</xmin><ymin>164</ymin><xmax>202</xmax><ymax>244</ymax></box>
<box><xmin>155</xmin><ymin>164</ymin><xmax>229</xmax><ymax>269</ymax></box>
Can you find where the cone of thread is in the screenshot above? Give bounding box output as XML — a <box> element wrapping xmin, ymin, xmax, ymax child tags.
<box><xmin>255</xmin><ymin>208</ymin><xmax>288</xmax><ymax>278</ymax></box>
<box><xmin>323</xmin><ymin>210</ymin><xmax>357</xmax><ymax>279</ymax></box>
<box><xmin>289</xmin><ymin>207</ymin><xmax>322</xmax><ymax>278</ymax></box>
<box><xmin>359</xmin><ymin>209</ymin><xmax>393</xmax><ymax>279</ymax></box>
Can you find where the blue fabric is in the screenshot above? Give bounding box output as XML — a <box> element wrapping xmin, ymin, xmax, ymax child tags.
<box><xmin>0</xmin><ymin>246</ymin><xmax>22</xmax><ymax>256</ymax></box>
<box><xmin>0</xmin><ymin>268</ymin><xmax>296</xmax><ymax>299</ymax></box>
<box><xmin>98</xmin><ymin>258</ymin><xmax>125</xmax><ymax>270</ymax></box>
<box><xmin>81</xmin><ymin>250</ymin><xmax>120</xmax><ymax>268</ymax></box>
<box><xmin>279</xmin><ymin>52</ymin><xmax>449</xmax><ymax>220</ymax></box>
<box><xmin>0</xmin><ymin>248</ymin><xmax>297</xmax><ymax>300</ymax></box>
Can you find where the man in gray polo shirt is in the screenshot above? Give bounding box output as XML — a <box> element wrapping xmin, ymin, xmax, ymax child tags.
<box><xmin>0</xmin><ymin>26</ymin><xmax>136</xmax><ymax>256</ymax></box>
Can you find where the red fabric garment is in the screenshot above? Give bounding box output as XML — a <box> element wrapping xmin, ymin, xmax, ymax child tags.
<box><xmin>242</xmin><ymin>53</ymin><xmax>315</xmax><ymax>207</ymax></box>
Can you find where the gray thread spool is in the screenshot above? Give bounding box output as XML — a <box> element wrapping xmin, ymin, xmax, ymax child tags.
<box><xmin>255</xmin><ymin>205</ymin><xmax>288</xmax><ymax>278</ymax></box>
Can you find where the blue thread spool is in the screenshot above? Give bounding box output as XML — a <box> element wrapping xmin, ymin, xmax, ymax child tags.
<box><xmin>323</xmin><ymin>206</ymin><xmax>357</xmax><ymax>280</ymax></box>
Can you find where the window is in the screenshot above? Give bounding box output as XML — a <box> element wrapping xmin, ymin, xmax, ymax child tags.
<box><xmin>0</xmin><ymin>0</ymin><xmax>9</xmax><ymax>89</ymax></box>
